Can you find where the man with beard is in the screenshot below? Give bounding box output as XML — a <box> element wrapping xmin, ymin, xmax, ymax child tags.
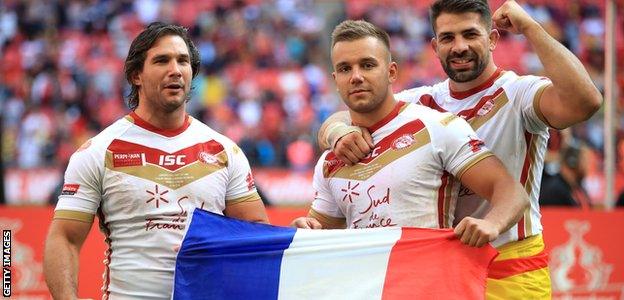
<box><xmin>43</xmin><ymin>22</ymin><xmax>269</xmax><ymax>299</ymax></box>
<box><xmin>292</xmin><ymin>18</ymin><xmax>529</xmax><ymax>258</ymax></box>
<box><xmin>317</xmin><ymin>0</ymin><xmax>602</xmax><ymax>299</ymax></box>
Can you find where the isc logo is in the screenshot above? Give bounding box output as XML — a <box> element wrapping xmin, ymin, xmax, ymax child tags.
<box><xmin>158</xmin><ymin>154</ymin><xmax>186</xmax><ymax>166</ymax></box>
<box><xmin>364</xmin><ymin>146</ymin><xmax>382</xmax><ymax>159</ymax></box>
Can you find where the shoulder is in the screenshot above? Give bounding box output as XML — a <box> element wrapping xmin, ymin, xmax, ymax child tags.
<box><xmin>500</xmin><ymin>71</ymin><xmax>550</xmax><ymax>89</ymax></box>
<box><xmin>74</xmin><ymin>118</ymin><xmax>133</xmax><ymax>157</ymax></box>
<box><xmin>407</xmin><ymin>103</ymin><xmax>458</xmax><ymax>126</ymax></box>
<box><xmin>397</xmin><ymin>81</ymin><xmax>451</xmax><ymax>107</ymax></box>
<box><xmin>396</xmin><ymin>85</ymin><xmax>433</xmax><ymax>97</ymax></box>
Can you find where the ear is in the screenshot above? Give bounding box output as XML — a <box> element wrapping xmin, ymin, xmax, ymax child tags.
<box><xmin>489</xmin><ymin>29</ymin><xmax>500</xmax><ymax>52</ymax></box>
<box><xmin>388</xmin><ymin>61</ymin><xmax>398</xmax><ymax>83</ymax></box>
<box><xmin>430</xmin><ymin>38</ymin><xmax>439</xmax><ymax>58</ymax></box>
<box><xmin>332</xmin><ymin>71</ymin><xmax>338</xmax><ymax>91</ymax></box>
<box><xmin>131</xmin><ymin>72</ymin><xmax>142</xmax><ymax>86</ymax></box>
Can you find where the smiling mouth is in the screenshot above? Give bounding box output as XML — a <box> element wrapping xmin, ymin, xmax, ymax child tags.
<box><xmin>449</xmin><ymin>57</ymin><xmax>474</xmax><ymax>67</ymax></box>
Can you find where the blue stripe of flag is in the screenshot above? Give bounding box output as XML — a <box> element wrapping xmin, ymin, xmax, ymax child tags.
<box><xmin>173</xmin><ymin>209</ymin><xmax>296</xmax><ymax>300</ymax></box>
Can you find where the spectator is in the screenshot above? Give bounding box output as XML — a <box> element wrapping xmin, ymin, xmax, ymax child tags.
<box><xmin>540</xmin><ymin>142</ymin><xmax>592</xmax><ymax>208</ymax></box>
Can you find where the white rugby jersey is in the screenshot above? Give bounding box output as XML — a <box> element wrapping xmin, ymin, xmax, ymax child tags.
<box><xmin>312</xmin><ymin>102</ymin><xmax>492</xmax><ymax>229</ymax></box>
<box><xmin>54</xmin><ymin>112</ymin><xmax>260</xmax><ymax>299</ymax></box>
<box><xmin>396</xmin><ymin>69</ymin><xmax>551</xmax><ymax>247</ymax></box>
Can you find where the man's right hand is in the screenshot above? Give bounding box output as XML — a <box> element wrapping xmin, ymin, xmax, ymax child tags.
<box><xmin>333</xmin><ymin>129</ymin><xmax>374</xmax><ymax>165</ymax></box>
<box><xmin>290</xmin><ymin>217</ymin><xmax>323</xmax><ymax>229</ymax></box>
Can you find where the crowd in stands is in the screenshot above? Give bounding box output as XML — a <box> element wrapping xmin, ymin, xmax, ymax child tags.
<box><xmin>0</xmin><ymin>0</ymin><xmax>621</xmax><ymax>207</ymax></box>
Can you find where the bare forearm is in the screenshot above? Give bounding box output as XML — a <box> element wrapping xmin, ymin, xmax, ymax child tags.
<box><xmin>44</xmin><ymin>235</ymin><xmax>80</xmax><ymax>299</ymax></box>
<box><xmin>524</xmin><ymin>23</ymin><xmax>602</xmax><ymax>115</ymax></box>
<box><xmin>483</xmin><ymin>182</ymin><xmax>529</xmax><ymax>235</ymax></box>
<box><xmin>308</xmin><ymin>209</ymin><xmax>346</xmax><ymax>229</ymax></box>
<box><xmin>317</xmin><ymin>111</ymin><xmax>353</xmax><ymax>150</ymax></box>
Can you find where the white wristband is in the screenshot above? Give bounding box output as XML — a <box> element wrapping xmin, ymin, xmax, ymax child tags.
<box><xmin>326</xmin><ymin>123</ymin><xmax>362</xmax><ymax>150</ymax></box>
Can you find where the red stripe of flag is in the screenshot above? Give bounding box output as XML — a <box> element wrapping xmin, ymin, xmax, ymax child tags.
<box><xmin>381</xmin><ymin>228</ymin><xmax>498</xmax><ymax>299</ymax></box>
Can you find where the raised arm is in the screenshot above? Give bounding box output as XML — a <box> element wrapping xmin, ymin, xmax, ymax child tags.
<box><xmin>455</xmin><ymin>156</ymin><xmax>530</xmax><ymax>247</ymax></box>
<box><xmin>44</xmin><ymin>218</ymin><xmax>93</xmax><ymax>299</ymax></box>
<box><xmin>492</xmin><ymin>0</ymin><xmax>602</xmax><ymax>129</ymax></box>
<box><xmin>317</xmin><ymin>111</ymin><xmax>374</xmax><ymax>165</ymax></box>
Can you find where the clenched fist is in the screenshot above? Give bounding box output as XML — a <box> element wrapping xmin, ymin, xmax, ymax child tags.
<box><xmin>454</xmin><ymin>217</ymin><xmax>500</xmax><ymax>247</ymax></box>
<box><xmin>492</xmin><ymin>0</ymin><xmax>540</xmax><ymax>35</ymax></box>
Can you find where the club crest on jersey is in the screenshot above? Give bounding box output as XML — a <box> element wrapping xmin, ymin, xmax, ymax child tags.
<box><xmin>198</xmin><ymin>151</ymin><xmax>219</xmax><ymax>165</ymax></box>
<box><xmin>246</xmin><ymin>172</ymin><xmax>256</xmax><ymax>191</ymax></box>
<box><xmin>392</xmin><ymin>134</ymin><xmax>415</xmax><ymax>150</ymax></box>
<box><xmin>468</xmin><ymin>136</ymin><xmax>485</xmax><ymax>153</ymax></box>
<box><xmin>325</xmin><ymin>158</ymin><xmax>341</xmax><ymax>168</ymax></box>
<box><xmin>477</xmin><ymin>100</ymin><xmax>495</xmax><ymax>116</ymax></box>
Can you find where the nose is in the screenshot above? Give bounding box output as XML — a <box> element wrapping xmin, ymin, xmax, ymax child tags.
<box><xmin>168</xmin><ymin>61</ymin><xmax>182</xmax><ymax>78</ymax></box>
<box><xmin>451</xmin><ymin>37</ymin><xmax>469</xmax><ymax>55</ymax></box>
<box><xmin>350</xmin><ymin>67</ymin><xmax>364</xmax><ymax>85</ymax></box>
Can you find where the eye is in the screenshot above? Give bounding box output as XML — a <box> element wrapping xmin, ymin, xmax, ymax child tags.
<box><xmin>439</xmin><ymin>35</ymin><xmax>452</xmax><ymax>43</ymax></box>
<box><xmin>363</xmin><ymin>62</ymin><xmax>376</xmax><ymax>69</ymax></box>
<box><xmin>337</xmin><ymin>66</ymin><xmax>350</xmax><ymax>73</ymax></box>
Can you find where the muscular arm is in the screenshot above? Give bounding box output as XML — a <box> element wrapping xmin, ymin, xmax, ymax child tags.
<box><xmin>44</xmin><ymin>218</ymin><xmax>93</xmax><ymax>299</ymax></box>
<box><xmin>224</xmin><ymin>199</ymin><xmax>269</xmax><ymax>224</ymax></box>
<box><xmin>455</xmin><ymin>156</ymin><xmax>530</xmax><ymax>247</ymax></box>
<box><xmin>317</xmin><ymin>111</ymin><xmax>374</xmax><ymax>165</ymax></box>
<box><xmin>493</xmin><ymin>0</ymin><xmax>602</xmax><ymax>129</ymax></box>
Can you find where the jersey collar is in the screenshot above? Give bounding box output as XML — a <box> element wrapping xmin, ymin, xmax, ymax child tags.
<box><xmin>126</xmin><ymin>111</ymin><xmax>191</xmax><ymax>137</ymax></box>
<box><xmin>449</xmin><ymin>68</ymin><xmax>504</xmax><ymax>100</ymax></box>
<box><xmin>366</xmin><ymin>101</ymin><xmax>407</xmax><ymax>134</ymax></box>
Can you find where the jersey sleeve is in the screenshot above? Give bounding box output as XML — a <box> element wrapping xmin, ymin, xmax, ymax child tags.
<box><xmin>395</xmin><ymin>86</ymin><xmax>432</xmax><ymax>104</ymax></box>
<box><xmin>511</xmin><ymin>75</ymin><xmax>552</xmax><ymax>133</ymax></box>
<box><xmin>225</xmin><ymin>144</ymin><xmax>261</xmax><ymax>204</ymax></box>
<box><xmin>54</xmin><ymin>142</ymin><xmax>103</xmax><ymax>222</ymax></box>
<box><xmin>310</xmin><ymin>152</ymin><xmax>344</xmax><ymax>219</ymax></box>
<box><xmin>430</xmin><ymin>113</ymin><xmax>493</xmax><ymax>179</ymax></box>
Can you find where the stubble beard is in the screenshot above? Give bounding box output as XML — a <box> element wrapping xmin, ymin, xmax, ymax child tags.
<box><xmin>160</xmin><ymin>88</ymin><xmax>191</xmax><ymax>113</ymax></box>
<box><xmin>442</xmin><ymin>51</ymin><xmax>488</xmax><ymax>83</ymax></box>
<box><xmin>346</xmin><ymin>93</ymin><xmax>384</xmax><ymax>114</ymax></box>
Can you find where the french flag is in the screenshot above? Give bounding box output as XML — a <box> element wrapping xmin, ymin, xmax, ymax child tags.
<box><xmin>173</xmin><ymin>209</ymin><xmax>497</xmax><ymax>299</ymax></box>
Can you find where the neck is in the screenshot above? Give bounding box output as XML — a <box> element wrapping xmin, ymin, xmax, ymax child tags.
<box><xmin>133</xmin><ymin>103</ymin><xmax>187</xmax><ymax>130</ymax></box>
<box><xmin>350</xmin><ymin>95</ymin><xmax>397</xmax><ymax>129</ymax></box>
<box><xmin>449</xmin><ymin>62</ymin><xmax>498</xmax><ymax>92</ymax></box>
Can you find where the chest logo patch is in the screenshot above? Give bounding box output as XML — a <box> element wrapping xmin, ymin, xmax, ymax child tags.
<box><xmin>392</xmin><ymin>134</ymin><xmax>415</xmax><ymax>150</ymax></box>
<box><xmin>112</xmin><ymin>152</ymin><xmax>144</xmax><ymax>167</ymax></box>
<box><xmin>477</xmin><ymin>99</ymin><xmax>495</xmax><ymax>116</ymax></box>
